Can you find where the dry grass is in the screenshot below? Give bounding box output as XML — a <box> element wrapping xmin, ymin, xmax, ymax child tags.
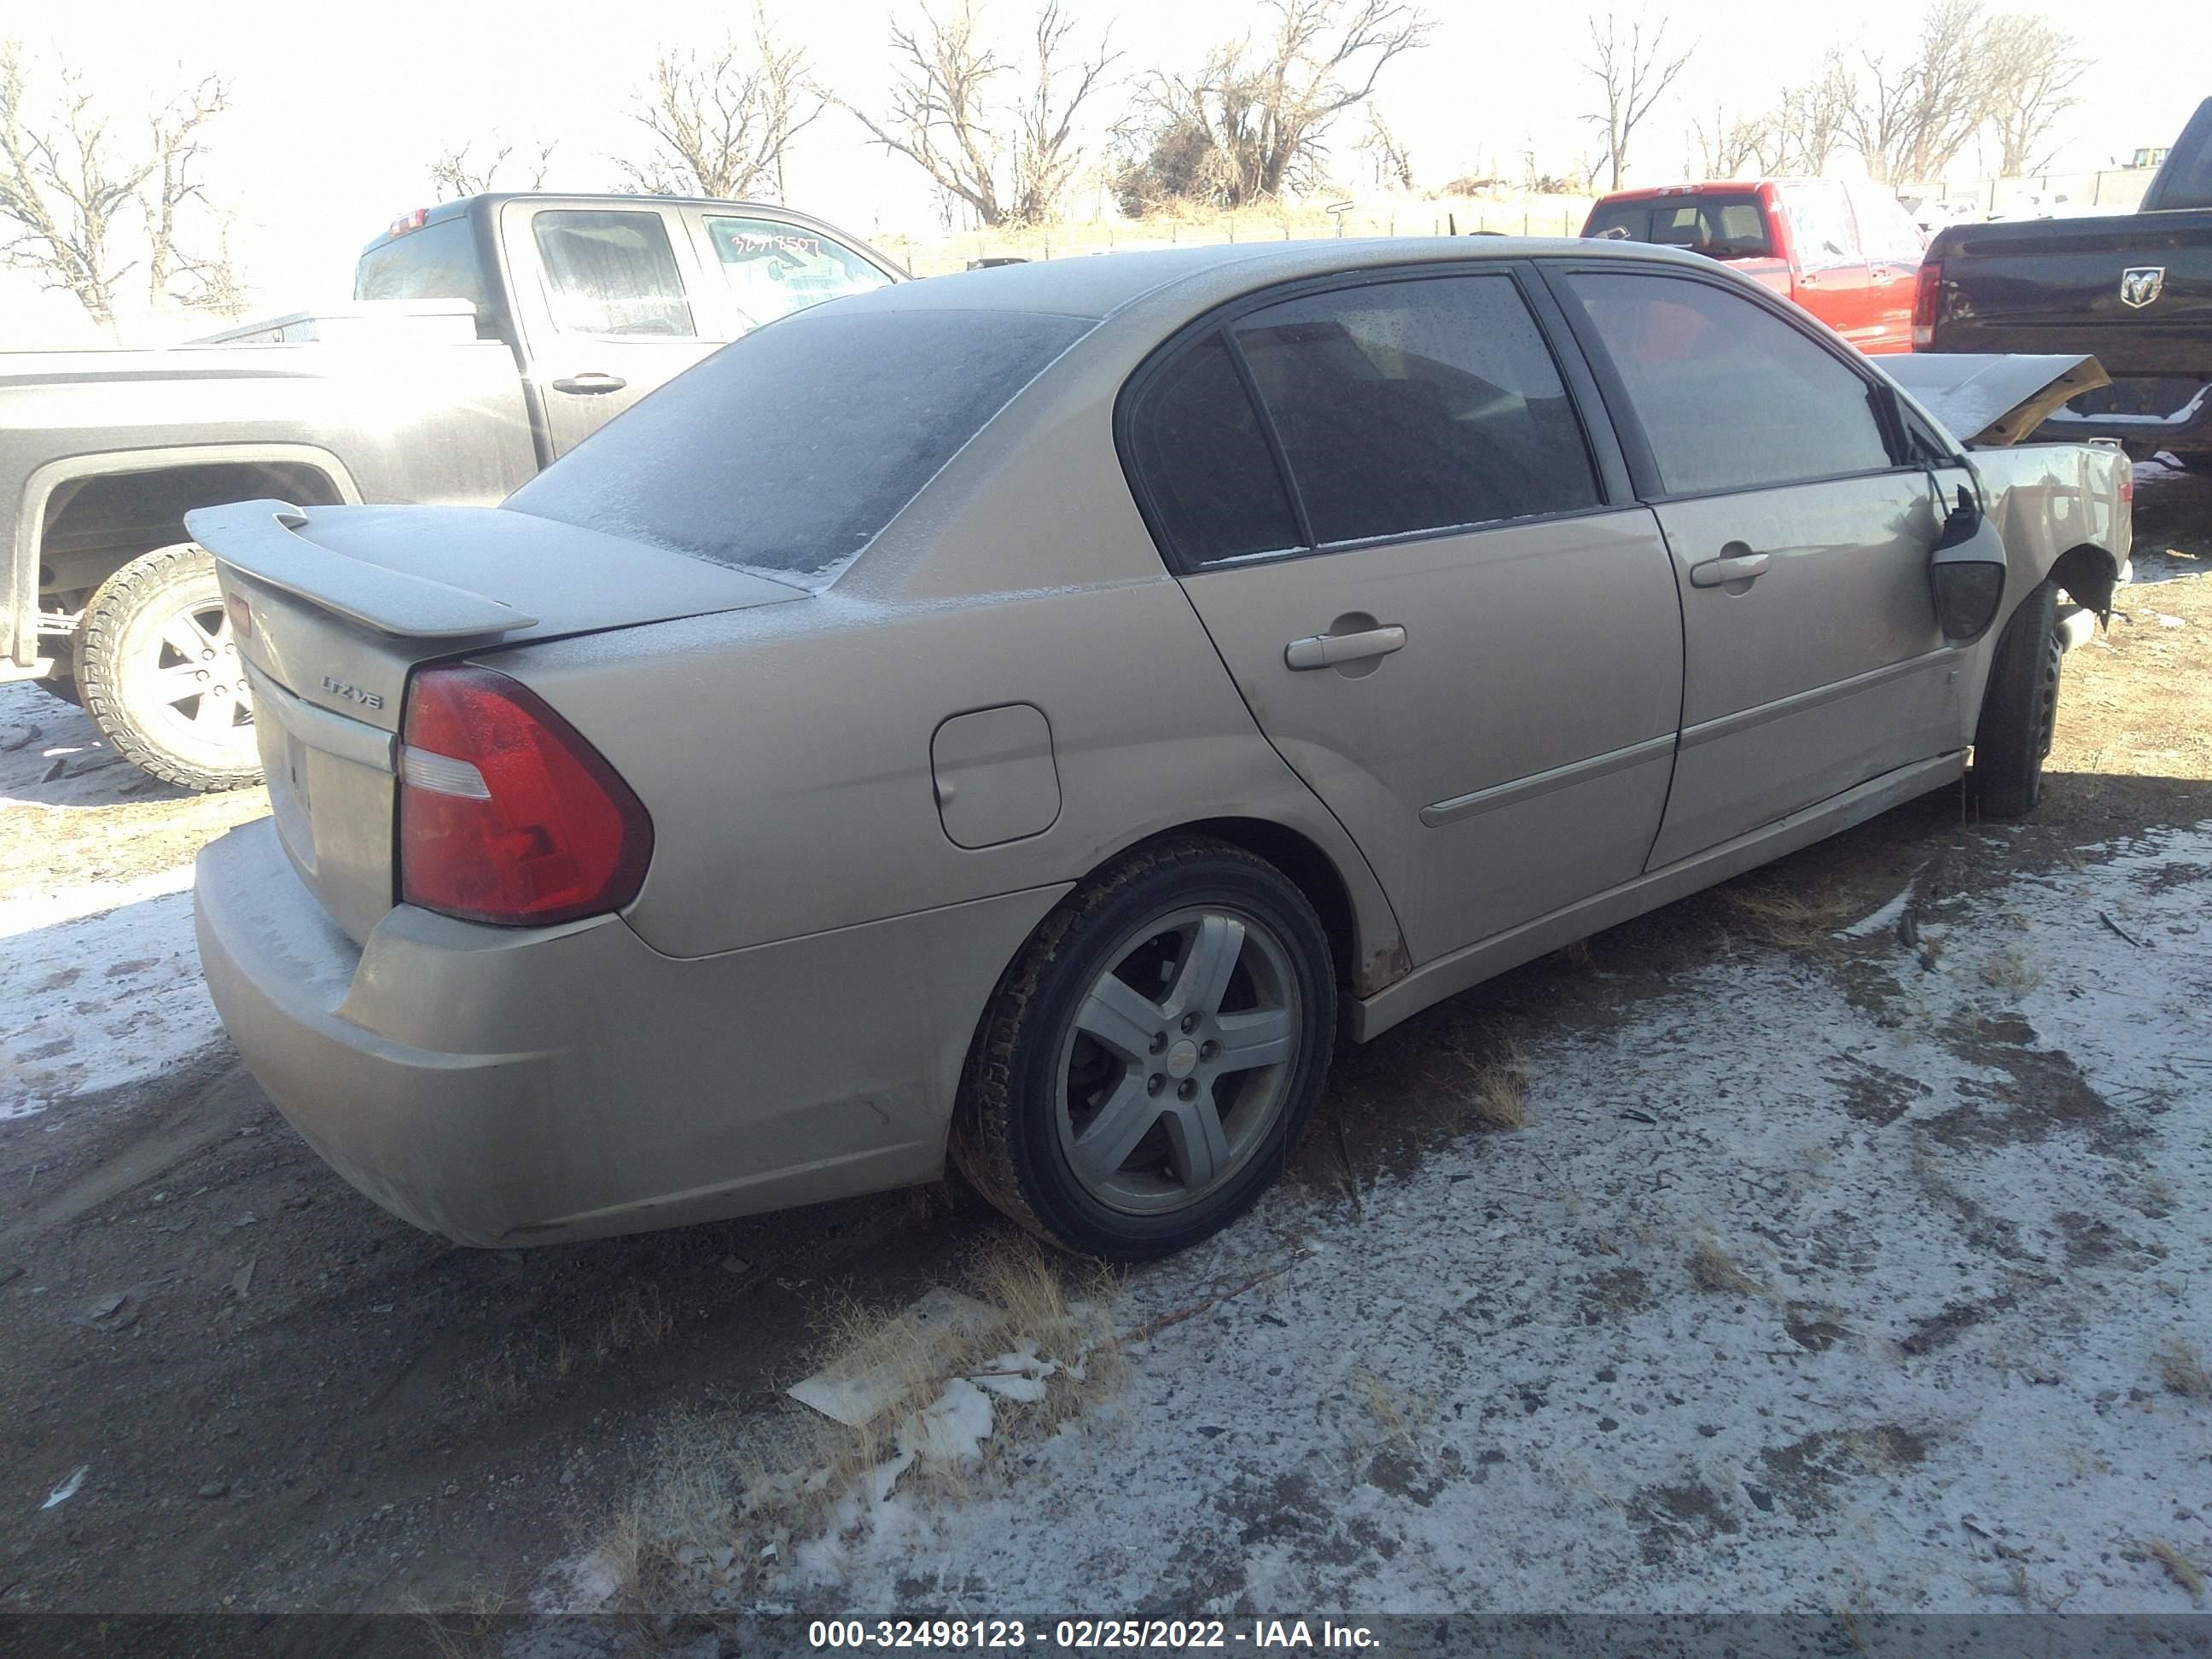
<box><xmin>1466</xmin><ymin>1039</ymin><xmax>1528</xmax><ymax>1130</ymax></box>
<box><xmin>1686</xmin><ymin>1236</ymin><xmax>1765</xmax><ymax>1297</ymax></box>
<box><xmin>405</xmin><ymin>1582</ymin><xmax>517</xmax><ymax>1659</ymax></box>
<box><xmin>1351</xmin><ymin>1365</ymin><xmax>1423</xmax><ymax>1452</ymax></box>
<box><xmin>2146</xmin><ymin>1538</ymin><xmax>2206</xmax><ymax>1602</ymax></box>
<box><xmin>592</xmin><ymin>1235</ymin><xmax>1122</xmax><ymax>1613</ymax></box>
<box><xmin>2157</xmin><ymin>1338</ymin><xmax>2212</xmax><ymax>1399</ymax></box>
<box><xmin>1714</xmin><ymin>880</ymin><xmax>1862</xmax><ymax>949</ymax></box>
<box><xmin>1980</xmin><ymin>943</ymin><xmax>2045</xmax><ymax>996</ymax></box>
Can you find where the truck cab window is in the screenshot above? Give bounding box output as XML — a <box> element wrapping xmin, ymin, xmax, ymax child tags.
<box><xmin>532</xmin><ymin>211</ymin><xmax>695</xmax><ymax>338</ymax></box>
<box><xmin>353</xmin><ymin>218</ymin><xmax>494</xmax><ymax>337</ymax></box>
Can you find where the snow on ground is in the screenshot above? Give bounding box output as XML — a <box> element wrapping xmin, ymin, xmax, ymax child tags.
<box><xmin>691</xmin><ymin>823</ymin><xmax>2212</xmax><ymax>1615</ymax></box>
<box><xmin>0</xmin><ymin>683</ymin><xmax>251</xmax><ymax>1116</ymax></box>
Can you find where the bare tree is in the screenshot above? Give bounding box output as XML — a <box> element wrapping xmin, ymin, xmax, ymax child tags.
<box><xmin>618</xmin><ymin>6</ymin><xmax>824</xmax><ymax>201</ymax></box>
<box><xmin>430</xmin><ymin>137</ymin><xmax>557</xmax><ymax>201</ymax></box>
<box><xmin>1772</xmin><ymin>52</ymin><xmax>1854</xmax><ymax>174</ymax></box>
<box><xmin>1581</xmin><ymin>13</ymin><xmax>1692</xmax><ymax>190</ymax></box>
<box><xmin>142</xmin><ymin>71</ymin><xmax>228</xmax><ymax>311</ymax></box>
<box><xmin>1009</xmin><ymin>3</ymin><xmax>1118</xmax><ymax>224</ymax></box>
<box><xmin>1358</xmin><ymin>109</ymin><xmax>1415</xmax><ymax>190</ymax></box>
<box><xmin>1</xmin><ymin>42</ymin><xmax>236</xmax><ymax>330</ymax></box>
<box><xmin>1982</xmin><ymin>14</ymin><xmax>2084</xmax><ymax>176</ymax></box>
<box><xmin>1845</xmin><ymin>0</ymin><xmax>1991</xmax><ymax>184</ymax></box>
<box><xmin>849</xmin><ymin>1</ymin><xmax>1114</xmax><ymax>228</ymax></box>
<box><xmin>1691</xmin><ymin>104</ymin><xmax>1772</xmax><ymax>179</ymax></box>
<box><xmin>1116</xmin><ymin>0</ymin><xmax>1432</xmax><ymax>211</ymax></box>
<box><xmin>2</xmin><ymin>43</ymin><xmax>145</xmax><ymax>328</ymax></box>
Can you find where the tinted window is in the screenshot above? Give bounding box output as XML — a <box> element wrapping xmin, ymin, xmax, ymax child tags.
<box><xmin>1586</xmin><ymin>195</ymin><xmax>1773</xmax><ymax>260</ymax></box>
<box><xmin>532</xmin><ymin>210</ymin><xmax>694</xmax><ymax>337</ymax></box>
<box><xmin>506</xmin><ymin>309</ymin><xmax>1091</xmax><ymax>585</ymax></box>
<box><xmin>353</xmin><ymin>218</ymin><xmax>492</xmax><ymax>335</ymax></box>
<box><xmin>1126</xmin><ymin>333</ymin><xmax>1301</xmax><ymax>566</ymax></box>
<box><xmin>1232</xmin><ymin>275</ymin><xmax>1600</xmax><ymax>545</ymax></box>
<box><xmin>1564</xmin><ymin>271</ymin><xmax>1894</xmax><ymax>496</ymax></box>
<box><xmin>705</xmin><ymin>216</ymin><xmax>893</xmax><ymax>329</ymax></box>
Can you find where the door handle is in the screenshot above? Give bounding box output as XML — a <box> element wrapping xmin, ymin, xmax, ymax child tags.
<box><xmin>550</xmin><ymin>372</ymin><xmax>629</xmax><ymax>395</ymax></box>
<box><xmin>1284</xmin><ymin>625</ymin><xmax>1406</xmax><ymax>670</ymax></box>
<box><xmin>1689</xmin><ymin>551</ymin><xmax>1771</xmax><ymax>589</ymax></box>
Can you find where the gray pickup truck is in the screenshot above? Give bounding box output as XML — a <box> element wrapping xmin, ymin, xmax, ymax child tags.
<box><xmin>1</xmin><ymin>192</ymin><xmax>902</xmax><ymax>788</ymax></box>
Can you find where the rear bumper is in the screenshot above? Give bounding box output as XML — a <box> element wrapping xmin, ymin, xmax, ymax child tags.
<box><xmin>195</xmin><ymin>818</ymin><xmax>1063</xmax><ymax>1246</ymax></box>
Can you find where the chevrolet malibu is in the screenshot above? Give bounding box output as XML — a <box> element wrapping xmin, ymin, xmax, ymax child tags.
<box><xmin>189</xmin><ymin>239</ymin><xmax>2131</xmax><ymax>1260</ymax></box>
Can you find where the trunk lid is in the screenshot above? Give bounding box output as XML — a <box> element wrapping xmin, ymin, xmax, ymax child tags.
<box><xmin>185</xmin><ymin>498</ymin><xmax>806</xmax><ymax>942</ymax></box>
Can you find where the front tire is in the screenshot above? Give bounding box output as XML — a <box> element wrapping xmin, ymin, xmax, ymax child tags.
<box><xmin>74</xmin><ymin>544</ymin><xmax>262</xmax><ymax>792</ymax></box>
<box><xmin>952</xmin><ymin>839</ymin><xmax>1338</xmax><ymax>1260</ymax></box>
<box><xmin>1968</xmin><ymin>577</ymin><xmax>2061</xmax><ymax>819</ymax></box>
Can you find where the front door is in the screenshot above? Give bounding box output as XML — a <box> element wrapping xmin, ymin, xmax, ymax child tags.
<box><xmin>1548</xmin><ymin>263</ymin><xmax>1970</xmax><ymax>866</ymax></box>
<box><xmin>507</xmin><ymin>202</ymin><xmax>722</xmax><ymax>459</ymax></box>
<box><xmin>1121</xmin><ymin>270</ymin><xmax>1684</xmax><ymax>964</ymax></box>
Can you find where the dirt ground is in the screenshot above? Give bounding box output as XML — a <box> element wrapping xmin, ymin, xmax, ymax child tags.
<box><xmin>0</xmin><ymin>463</ymin><xmax>2207</xmax><ymax>1615</ymax></box>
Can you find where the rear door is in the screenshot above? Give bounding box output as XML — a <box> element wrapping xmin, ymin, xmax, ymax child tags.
<box><xmin>504</xmin><ymin>201</ymin><xmax>722</xmax><ymax>457</ymax></box>
<box><xmin>1124</xmin><ymin>267</ymin><xmax>1684</xmax><ymax>964</ymax></box>
<box><xmin>1775</xmin><ymin>180</ymin><xmax>1878</xmax><ymax>347</ymax></box>
<box><xmin>1545</xmin><ymin>263</ymin><xmax>1971</xmax><ymax>867</ymax></box>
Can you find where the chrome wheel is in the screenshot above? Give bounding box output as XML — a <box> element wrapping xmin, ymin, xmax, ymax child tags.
<box><xmin>1053</xmin><ymin>905</ymin><xmax>1302</xmax><ymax>1215</ymax></box>
<box><xmin>119</xmin><ymin>591</ymin><xmax>253</xmax><ymax>765</ymax></box>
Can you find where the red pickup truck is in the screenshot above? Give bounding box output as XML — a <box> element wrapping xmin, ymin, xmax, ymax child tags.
<box><xmin>1581</xmin><ymin>178</ymin><xmax>1928</xmax><ymax>354</ymax></box>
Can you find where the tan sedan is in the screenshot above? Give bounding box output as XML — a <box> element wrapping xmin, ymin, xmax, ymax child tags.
<box><xmin>189</xmin><ymin>239</ymin><xmax>2131</xmax><ymax>1259</ymax></box>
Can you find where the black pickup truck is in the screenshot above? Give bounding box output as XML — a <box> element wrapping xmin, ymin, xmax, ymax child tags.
<box><xmin>1917</xmin><ymin>96</ymin><xmax>2212</xmax><ymax>468</ymax></box>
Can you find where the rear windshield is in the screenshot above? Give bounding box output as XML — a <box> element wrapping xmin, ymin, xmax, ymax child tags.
<box><xmin>504</xmin><ymin>308</ymin><xmax>1093</xmax><ymax>585</ymax></box>
<box><xmin>354</xmin><ymin>218</ymin><xmax>493</xmax><ymax>336</ymax></box>
<box><xmin>1584</xmin><ymin>195</ymin><xmax>1773</xmax><ymax>260</ymax></box>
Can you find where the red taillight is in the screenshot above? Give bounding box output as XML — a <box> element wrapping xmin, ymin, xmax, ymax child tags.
<box><xmin>1912</xmin><ymin>259</ymin><xmax>1943</xmax><ymax>349</ymax></box>
<box><xmin>398</xmin><ymin>665</ymin><xmax>652</xmax><ymax>927</ymax></box>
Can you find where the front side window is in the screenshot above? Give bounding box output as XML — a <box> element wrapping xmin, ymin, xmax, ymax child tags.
<box><xmin>532</xmin><ymin>210</ymin><xmax>695</xmax><ymax>338</ymax></box>
<box><xmin>1562</xmin><ymin>271</ymin><xmax>1895</xmax><ymax>496</ymax></box>
<box><xmin>1231</xmin><ymin>274</ymin><xmax>1601</xmax><ymax>546</ymax></box>
<box><xmin>703</xmin><ymin>216</ymin><xmax>893</xmax><ymax>330</ymax></box>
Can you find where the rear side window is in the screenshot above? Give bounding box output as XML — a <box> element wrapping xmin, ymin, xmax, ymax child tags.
<box><xmin>354</xmin><ymin>218</ymin><xmax>492</xmax><ymax>335</ymax></box>
<box><xmin>505</xmin><ymin>309</ymin><xmax>1091</xmax><ymax>585</ymax></box>
<box><xmin>1124</xmin><ymin>333</ymin><xmax>1301</xmax><ymax>565</ymax></box>
<box><xmin>1563</xmin><ymin>271</ymin><xmax>1894</xmax><ymax>496</ymax></box>
<box><xmin>532</xmin><ymin>210</ymin><xmax>695</xmax><ymax>338</ymax></box>
<box><xmin>703</xmin><ymin>215</ymin><xmax>893</xmax><ymax>329</ymax></box>
<box><xmin>1231</xmin><ymin>274</ymin><xmax>1601</xmax><ymax>546</ymax></box>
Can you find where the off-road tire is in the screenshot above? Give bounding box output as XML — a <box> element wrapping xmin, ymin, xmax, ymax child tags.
<box><xmin>74</xmin><ymin>544</ymin><xmax>263</xmax><ymax>792</ymax></box>
<box><xmin>1968</xmin><ymin>576</ymin><xmax>2061</xmax><ymax>819</ymax></box>
<box><xmin>951</xmin><ymin>837</ymin><xmax>1338</xmax><ymax>1260</ymax></box>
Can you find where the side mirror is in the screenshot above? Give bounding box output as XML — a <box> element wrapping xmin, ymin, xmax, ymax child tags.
<box><xmin>1928</xmin><ymin>484</ymin><xmax>2007</xmax><ymax>642</ymax></box>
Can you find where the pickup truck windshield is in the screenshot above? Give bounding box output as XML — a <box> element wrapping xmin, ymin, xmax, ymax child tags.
<box><xmin>1586</xmin><ymin>195</ymin><xmax>1773</xmax><ymax>260</ymax></box>
<box><xmin>504</xmin><ymin>307</ymin><xmax>1094</xmax><ymax>585</ymax></box>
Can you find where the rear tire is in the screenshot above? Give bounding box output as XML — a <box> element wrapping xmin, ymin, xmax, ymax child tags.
<box><xmin>2174</xmin><ymin>452</ymin><xmax>2212</xmax><ymax>474</ymax></box>
<box><xmin>952</xmin><ymin>838</ymin><xmax>1337</xmax><ymax>1260</ymax></box>
<box><xmin>74</xmin><ymin>544</ymin><xmax>262</xmax><ymax>793</ymax></box>
<box><xmin>1968</xmin><ymin>577</ymin><xmax>2061</xmax><ymax>819</ymax></box>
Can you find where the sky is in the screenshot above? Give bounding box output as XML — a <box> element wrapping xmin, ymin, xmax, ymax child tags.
<box><xmin>3</xmin><ymin>0</ymin><xmax>2206</xmax><ymax>346</ymax></box>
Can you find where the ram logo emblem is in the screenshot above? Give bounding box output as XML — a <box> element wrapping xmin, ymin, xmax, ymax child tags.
<box><xmin>2119</xmin><ymin>266</ymin><xmax>2165</xmax><ymax>309</ymax></box>
<box><xmin>320</xmin><ymin>674</ymin><xmax>385</xmax><ymax>711</ymax></box>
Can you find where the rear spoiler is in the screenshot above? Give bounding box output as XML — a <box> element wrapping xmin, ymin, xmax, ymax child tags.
<box><xmin>1880</xmin><ymin>352</ymin><xmax>2110</xmax><ymax>448</ymax></box>
<box><xmin>183</xmin><ymin>499</ymin><xmax>538</xmax><ymax>638</ymax></box>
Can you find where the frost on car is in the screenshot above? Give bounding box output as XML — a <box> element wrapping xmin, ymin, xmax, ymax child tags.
<box><xmin>186</xmin><ymin>240</ymin><xmax>2131</xmax><ymax>1261</ymax></box>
